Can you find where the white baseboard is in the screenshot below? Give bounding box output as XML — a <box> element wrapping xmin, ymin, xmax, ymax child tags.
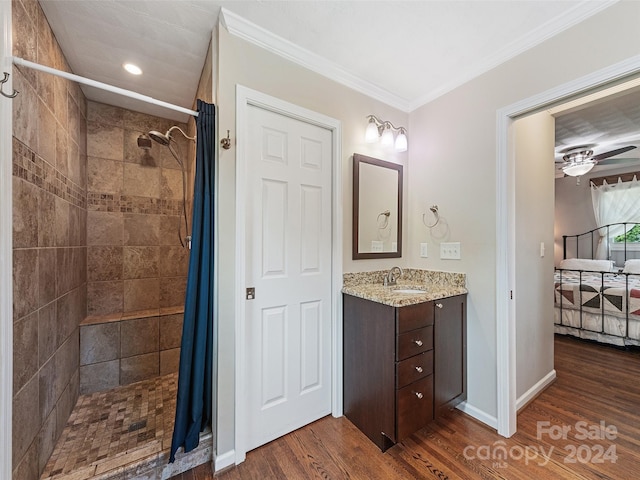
<box><xmin>215</xmin><ymin>449</ymin><xmax>236</xmax><ymax>472</ymax></box>
<box><xmin>456</xmin><ymin>401</ymin><xmax>498</xmax><ymax>430</ymax></box>
<box><xmin>516</xmin><ymin>369</ymin><xmax>556</xmax><ymax>412</ymax></box>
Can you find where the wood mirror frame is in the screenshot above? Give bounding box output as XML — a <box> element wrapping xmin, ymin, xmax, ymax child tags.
<box><xmin>352</xmin><ymin>153</ymin><xmax>403</xmax><ymax>259</ymax></box>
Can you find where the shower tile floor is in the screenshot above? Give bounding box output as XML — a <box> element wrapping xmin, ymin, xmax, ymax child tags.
<box><xmin>40</xmin><ymin>373</ymin><xmax>212</xmax><ymax>480</ymax></box>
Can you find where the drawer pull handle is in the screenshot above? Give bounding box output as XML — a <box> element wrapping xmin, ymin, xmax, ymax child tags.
<box><xmin>436</xmin><ymin>303</ymin><xmax>443</xmax><ymax>309</ymax></box>
<box><xmin>414</xmin><ymin>339</ymin><xmax>423</xmax><ymax>347</ymax></box>
<box><xmin>414</xmin><ymin>391</ymin><xmax>424</xmax><ymax>399</ymax></box>
<box><xmin>415</xmin><ymin>366</ymin><xmax>423</xmax><ymax>373</ymax></box>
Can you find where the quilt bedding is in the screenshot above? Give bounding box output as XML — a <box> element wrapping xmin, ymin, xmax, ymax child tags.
<box><xmin>554</xmin><ymin>270</ymin><xmax>640</xmax><ymax>318</ymax></box>
<box><xmin>554</xmin><ymin>270</ymin><xmax>640</xmax><ymax>343</ymax></box>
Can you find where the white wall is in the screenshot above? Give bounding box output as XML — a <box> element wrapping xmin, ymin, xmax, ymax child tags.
<box><xmin>514</xmin><ymin>112</ymin><xmax>555</xmax><ymax>400</ymax></box>
<box><xmin>215</xmin><ymin>26</ymin><xmax>409</xmax><ymax>456</ymax></box>
<box><xmin>406</xmin><ymin>1</ymin><xmax>640</xmax><ymax>419</ymax></box>
<box><xmin>212</xmin><ymin>0</ymin><xmax>640</xmax><ymax>460</ymax></box>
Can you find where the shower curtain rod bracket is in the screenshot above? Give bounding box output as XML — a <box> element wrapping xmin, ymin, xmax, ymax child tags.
<box><xmin>11</xmin><ymin>57</ymin><xmax>197</xmax><ymax>117</ymax></box>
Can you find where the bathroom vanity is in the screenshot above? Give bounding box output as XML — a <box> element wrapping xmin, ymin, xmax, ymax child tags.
<box><xmin>342</xmin><ymin>270</ymin><xmax>467</xmax><ymax>451</ymax></box>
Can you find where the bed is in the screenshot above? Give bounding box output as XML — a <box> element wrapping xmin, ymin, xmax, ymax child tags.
<box><xmin>555</xmin><ymin>223</ymin><xmax>640</xmax><ymax>347</ymax></box>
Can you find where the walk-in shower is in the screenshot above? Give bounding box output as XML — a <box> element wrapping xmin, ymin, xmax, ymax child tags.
<box><xmin>35</xmin><ymin>102</ymin><xmax>208</xmax><ymax>480</ymax></box>
<box><xmin>11</xmin><ymin>7</ymin><xmax>213</xmax><ymax>476</ymax></box>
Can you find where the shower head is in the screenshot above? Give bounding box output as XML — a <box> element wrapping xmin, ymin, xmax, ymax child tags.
<box><xmin>148</xmin><ymin>126</ymin><xmax>195</xmax><ymax>146</ymax></box>
<box><xmin>148</xmin><ymin>130</ymin><xmax>171</xmax><ymax>146</ymax></box>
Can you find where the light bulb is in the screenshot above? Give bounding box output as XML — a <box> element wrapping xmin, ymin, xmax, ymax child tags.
<box><xmin>123</xmin><ymin>63</ymin><xmax>142</xmax><ymax>75</ymax></box>
<box><xmin>365</xmin><ymin>120</ymin><xmax>379</xmax><ymax>143</ymax></box>
<box><xmin>380</xmin><ymin>125</ymin><xmax>394</xmax><ymax>147</ymax></box>
<box><xmin>395</xmin><ymin>131</ymin><xmax>407</xmax><ymax>152</ymax></box>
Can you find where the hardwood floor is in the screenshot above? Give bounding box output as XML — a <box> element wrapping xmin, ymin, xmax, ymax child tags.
<box><xmin>171</xmin><ymin>335</ymin><xmax>640</xmax><ymax>479</ymax></box>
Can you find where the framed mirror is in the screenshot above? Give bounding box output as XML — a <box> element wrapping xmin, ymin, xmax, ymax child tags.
<box><xmin>352</xmin><ymin>153</ymin><xmax>403</xmax><ymax>259</ymax></box>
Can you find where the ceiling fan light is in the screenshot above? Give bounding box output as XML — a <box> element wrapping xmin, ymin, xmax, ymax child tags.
<box><xmin>562</xmin><ymin>161</ymin><xmax>596</xmax><ymax>177</ymax></box>
<box><xmin>365</xmin><ymin>120</ymin><xmax>379</xmax><ymax>143</ymax></box>
<box><xmin>562</xmin><ymin>149</ymin><xmax>593</xmax><ymax>163</ymax></box>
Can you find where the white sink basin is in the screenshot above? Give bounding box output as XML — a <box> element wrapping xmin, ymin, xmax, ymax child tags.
<box><xmin>393</xmin><ymin>289</ymin><xmax>427</xmax><ymax>294</ymax></box>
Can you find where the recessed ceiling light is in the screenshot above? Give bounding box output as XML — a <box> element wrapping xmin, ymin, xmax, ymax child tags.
<box><xmin>123</xmin><ymin>63</ymin><xmax>142</xmax><ymax>75</ymax></box>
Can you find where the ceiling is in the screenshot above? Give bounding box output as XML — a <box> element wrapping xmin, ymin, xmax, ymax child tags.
<box><xmin>37</xmin><ymin>0</ymin><xmax>617</xmax><ymax>122</ymax></box>
<box><xmin>553</xmin><ymin>81</ymin><xmax>640</xmax><ymax>176</ymax></box>
<box><xmin>37</xmin><ymin>0</ymin><xmax>638</xmax><ymax>172</ymax></box>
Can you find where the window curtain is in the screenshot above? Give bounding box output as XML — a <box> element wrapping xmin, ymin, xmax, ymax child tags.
<box><xmin>591</xmin><ymin>176</ymin><xmax>640</xmax><ymax>259</ymax></box>
<box><xmin>170</xmin><ymin>100</ymin><xmax>215</xmax><ymax>462</ymax></box>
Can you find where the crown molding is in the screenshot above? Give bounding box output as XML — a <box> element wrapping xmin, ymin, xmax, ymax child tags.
<box><xmin>221</xmin><ymin>1</ymin><xmax>617</xmax><ymax>114</ymax></box>
<box><xmin>219</xmin><ymin>8</ymin><xmax>413</xmax><ymax>113</ymax></box>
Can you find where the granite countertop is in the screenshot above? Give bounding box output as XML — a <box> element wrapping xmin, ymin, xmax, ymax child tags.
<box><xmin>341</xmin><ymin>269</ymin><xmax>467</xmax><ymax>307</ymax></box>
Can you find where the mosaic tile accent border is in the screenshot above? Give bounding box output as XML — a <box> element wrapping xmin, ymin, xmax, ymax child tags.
<box><xmin>13</xmin><ymin>137</ymin><xmax>86</xmax><ymax>209</ymax></box>
<box><xmin>88</xmin><ymin>193</ymin><xmax>184</xmax><ymax>216</ymax></box>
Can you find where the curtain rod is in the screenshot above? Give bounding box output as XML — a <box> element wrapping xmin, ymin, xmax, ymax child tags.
<box><xmin>12</xmin><ymin>56</ymin><xmax>199</xmax><ymax>117</ymax></box>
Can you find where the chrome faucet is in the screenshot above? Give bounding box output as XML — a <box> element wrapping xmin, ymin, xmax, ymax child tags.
<box><xmin>383</xmin><ymin>266</ymin><xmax>403</xmax><ymax>286</ymax></box>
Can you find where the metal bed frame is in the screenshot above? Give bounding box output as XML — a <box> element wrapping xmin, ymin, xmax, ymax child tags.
<box><xmin>562</xmin><ymin>222</ymin><xmax>640</xmax><ymax>262</ymax></box>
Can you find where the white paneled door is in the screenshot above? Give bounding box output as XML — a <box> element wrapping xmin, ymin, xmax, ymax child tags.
<box><xmin>245</xmin><ymin>104</ymin><xmax>333</xmax><ymax>451</ymax></box>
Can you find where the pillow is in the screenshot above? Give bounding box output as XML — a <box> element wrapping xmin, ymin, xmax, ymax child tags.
<box><xmin>559</xmin><ymin>258</ymin><xmax>615</xmax><ymax>272</ymax></box>
<box><xmin>623</xmin><ymin>259</ymin><xmax>640</xmax><ymax>274</ymax></box>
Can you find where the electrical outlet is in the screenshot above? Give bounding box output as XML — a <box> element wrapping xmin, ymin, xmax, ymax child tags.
<box><xmin>420</xmin><ymin>243</ymin><xmax>428</xmax><ymax>258</ymax></box>
<box><xmin>440</xmin><ymin>242</ymin><xmax>461</xmax><ymax>260</ymax></box>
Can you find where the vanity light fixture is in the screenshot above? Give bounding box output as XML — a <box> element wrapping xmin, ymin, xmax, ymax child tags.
<box><xmin>365</xmin><ymin>115</ymin><xmax>408</xmax><ymax>152</ymax></box>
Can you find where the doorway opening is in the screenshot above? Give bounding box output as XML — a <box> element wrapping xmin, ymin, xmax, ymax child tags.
<box><xmin>497</xmin><ymin>56</ymin><xmax>640</xmax><ymax>438</ymax></box>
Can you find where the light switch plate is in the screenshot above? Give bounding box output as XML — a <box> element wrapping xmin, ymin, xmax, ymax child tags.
<box><xmin>440</xmin><ymin>242</ymin><xmax>461</xmax><ymax>260</ymax></box>
<box><xmin>420</xmin><ymin>243</ymin><xmax>428</xmax><ymax>258</ymax></box>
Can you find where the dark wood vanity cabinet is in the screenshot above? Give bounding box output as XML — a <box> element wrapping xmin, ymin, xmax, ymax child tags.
<box><xmin>343</xmin><ymin>293</ymin><xmax>466</xmax><ymax>451</ymax></box>
<box><xmin>433</xmin><ymin>294</ymin><xmax>467</xmax><ymax>417</ymax></box>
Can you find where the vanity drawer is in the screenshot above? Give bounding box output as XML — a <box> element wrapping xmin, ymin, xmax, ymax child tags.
<box><xmin>396</xmin><ymin>350</ymin><xmax>433</xmax><ymax>389</ymax></box>
<box><xmin>397</xmin><ymin>326</ymin><xmax>433</xmax><ymax>361</ymax></box>
<box><xmin>396</xmin><ymin>375</ymin><xmax>433</xmax><ymax>441</ymax></box>
<box><xmin>397</xmin><ymin>302</ymin><xmax>434</xmax><ymax>333</ymax></box>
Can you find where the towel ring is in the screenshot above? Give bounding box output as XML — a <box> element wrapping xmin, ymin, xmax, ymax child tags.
<box><xmin>423</xmin><ymin>205</ymin><xmax>440</xmax><ymax>228</ymax></box>
<box><xmin>377</xmin><ymin>210</ymin><xmax>390</xmax><ymax>229</ymax></box>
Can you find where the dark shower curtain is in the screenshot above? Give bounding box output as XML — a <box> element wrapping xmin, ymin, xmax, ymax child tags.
<box><xmin>170</xmin><ymin>100</ymin><xmax>215</xmax><ymax>462</ymax></box>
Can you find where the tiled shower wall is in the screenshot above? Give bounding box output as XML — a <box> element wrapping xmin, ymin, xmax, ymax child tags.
<box><xmin>79</xmin><ymin>312</ymin><xmax>184</xmax><ymax>394</ymax></box>
<box><xmin>85</xmin><ymin>102</ymin><xmax>190</xmax><ymax>318</ymax></box>
<box><xmin>12</xmin><ymin>1</ymin><xmax>87</xmax><ymax>479</ymax></box>
<box><xmin>82</xmin><ymin>102</ymin><xmax>190</xmax><ymax>392</ymax></box>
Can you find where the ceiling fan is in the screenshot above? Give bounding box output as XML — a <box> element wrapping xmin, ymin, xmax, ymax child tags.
<box><xmin>556</xmin><ymin>144</ymin><xmax>638</xmax><ymax>177</ymax></box>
